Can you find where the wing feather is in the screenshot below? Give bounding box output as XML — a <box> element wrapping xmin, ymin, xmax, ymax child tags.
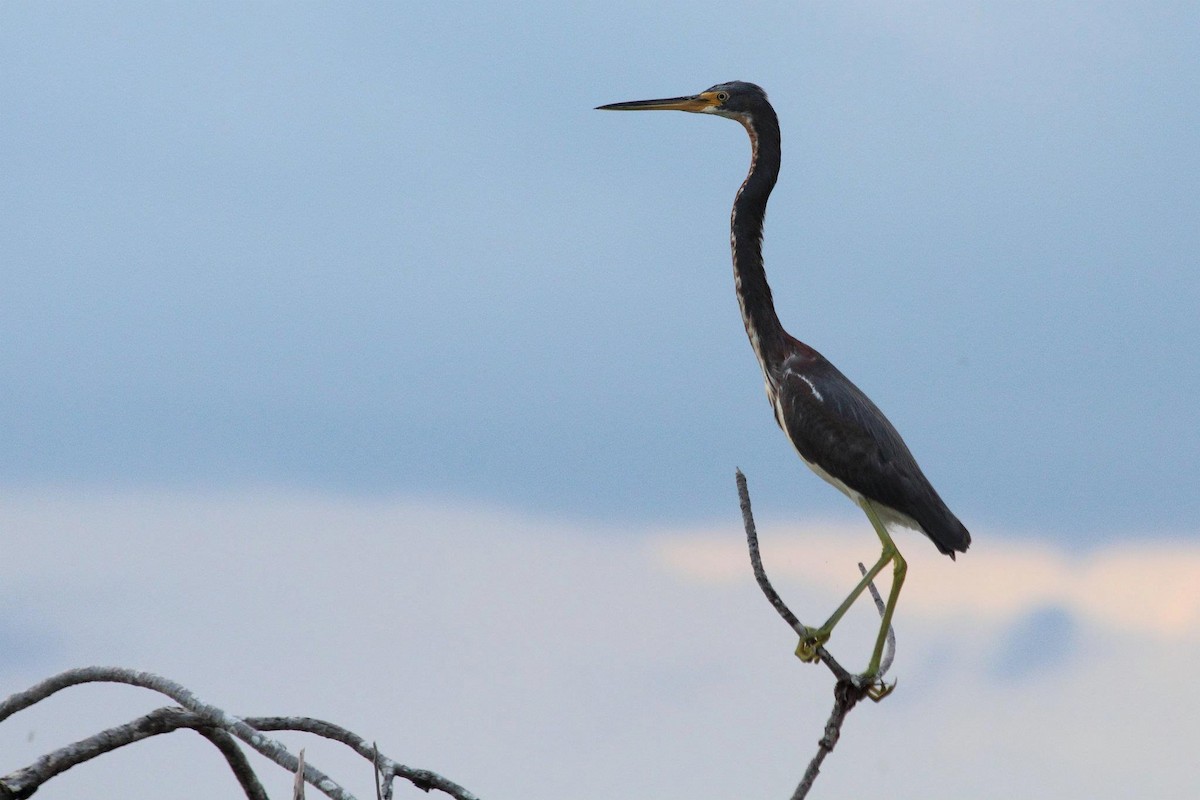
<box><xmin>773</xmin><ymin>348</ymin><xmax>970</xmax><ymax>556</ymax></box>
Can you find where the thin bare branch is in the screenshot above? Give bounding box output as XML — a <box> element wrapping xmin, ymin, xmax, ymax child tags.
<box><xmin>736</xmin><ymin>469</ymin><xmax>856</xmax><ymax>683</ymax></box>
<box><xmin>859</xmin><ymin>562</ymin><xmax>897</xmax><ymax>679</ymax></box>
<box><xmin>0</xmin><ymin>706</ymin><xmax>267</xmax><ymax>800</ymax></box>
<box><xmin>372</xmin><ymin>742</ymin><xmax>383</xmax><ymax>800</ymax></box>
<box><xmin>792</xmin><ymin>680</ymin><xmax>865</xmax><ymax>800</ymax></box>
<box><xmin>1</xmin><ymin>684</ymin><xmax>482</xmax><ymax>800</ymax></box>
<box><xmin>736</xmin><ymin>470</ymin><xmax>900</xmax><ymax>800</ymax></box>
<box><xmin>194</xmin><ymin>724</ymin><xmax>271</xmax><ymax>800</ymax></box>
<box><xmin>248</xmin><ymin>717</ymin><xmax>480</xmax><ymax>800</ymax></box>
<box><xmin>737</xmin><ymin>468</ymin><xmax>805</xmax><ymax>633</ymax></box>
<box><xmin>295</xmin><ymin>748</ymin><xmax>307</xmax><ymax>800</ymax></box>
<box><xmin>0</xmin><ymin>667</ymin><xmax>352</xmax><ymax>800</ymax></box>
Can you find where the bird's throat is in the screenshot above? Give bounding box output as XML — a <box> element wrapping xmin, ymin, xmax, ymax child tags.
<box><xmin>730</xmin><ymin>117</ymin><xmax>786</xmax><ymax>374</ymax></box>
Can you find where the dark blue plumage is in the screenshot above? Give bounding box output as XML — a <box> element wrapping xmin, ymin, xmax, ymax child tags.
<box><xmin>772</xmin><ymin>341</ymin><xmax>970</xmax><ymax>557</ymax></box>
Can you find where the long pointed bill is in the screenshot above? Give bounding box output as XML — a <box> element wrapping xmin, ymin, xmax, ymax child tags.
<box><xmin>595</xmin><ymin>92</ymin><xmax>719</xmax><ymax>113</ymax></box>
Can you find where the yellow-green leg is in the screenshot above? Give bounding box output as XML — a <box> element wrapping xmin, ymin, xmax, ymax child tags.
<box><xmin>861</xmin><ymin>501</ymin><xmax>906</xmax><ymax>679</ymax></box>
<box><xmin>795</xmin><ymin>500</ymin><xmax>907</xmax><ymax>681</ymax></box>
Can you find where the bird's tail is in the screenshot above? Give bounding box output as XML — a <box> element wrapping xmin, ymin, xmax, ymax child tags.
<box><xmin>917</xmin><ymin>499</ymin><xmax>971</xmax><ymax>560</ymax></box>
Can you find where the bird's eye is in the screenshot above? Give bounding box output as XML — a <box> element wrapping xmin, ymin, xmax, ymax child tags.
<box><xmin>716</xmin><ymin>91</ymin><xmax>730</xmax><ymax>102</ymax></box>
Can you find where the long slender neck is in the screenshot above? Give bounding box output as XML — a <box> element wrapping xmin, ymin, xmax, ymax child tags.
<box><xmin>730</xmin><ymin>108</ymin><xmax>788</xmax><ymax>374</ymax></box>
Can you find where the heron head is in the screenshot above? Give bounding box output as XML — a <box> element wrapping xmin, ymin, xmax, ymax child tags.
<box><xmin>596</xmin><ymin>81</ymin><xmax>770</xmax><ymax>121</ymax></box>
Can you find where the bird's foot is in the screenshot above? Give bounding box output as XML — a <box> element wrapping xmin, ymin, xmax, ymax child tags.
<box><xmin>853</xmin><ymin>673</ymin><xmax>897</xmax><ymax>702</ymax></box>
<box><xmin>794</xmin><ymin>627</ymin><xmax>830</xmax><ymax>663</ymax></box>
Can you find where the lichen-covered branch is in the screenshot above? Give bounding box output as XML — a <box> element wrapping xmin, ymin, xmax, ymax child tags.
<box><xmin>0</xmin><ymin>705</ymin><xmax>268</xmax><ymax>800</ymax></box>
<box><xmin>0</xmin><ymin>668</ymin><xmax>478</xmax><ymax>800</ymax></box>
<box><xmin>0</xmin><ymin>666</ymin><xmax>352</xmax><ymax>800</ymax></box>
<box><xmin>247</xmin><ymin>716</ymin><xmax>480</xmax><ymax>800</ymax></box>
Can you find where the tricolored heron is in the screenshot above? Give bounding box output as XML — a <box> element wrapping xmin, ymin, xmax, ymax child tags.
<box><xmin>598</xmin><ymin>82</ymin><xmax>970</xmax><ymax>684</ymax></box>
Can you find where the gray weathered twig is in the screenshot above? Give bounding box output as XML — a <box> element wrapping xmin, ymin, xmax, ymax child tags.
<box><xmin>249</xmin><ymin>716</ymin><xmax>479</xmax><ymax>800</ymax></box>
<box><xmin>736</xmin><ymin>469</ymin><xmax>856</xmax><ymax>683</ymax></box>
<box><xmin>859</xmin><ymin>562</ymin><xmax>897</xmax><ymax>679</ymax></box>
<box><xmin>372</xmin><ymin>741</ymin><xmax>384</xmax><ymax>800</ymax></box>
<box><xmin>295</xmin><ymin>748</ymin><xmax>308</xmax><ymax>800</ymax></box>
<box><xmin>791</xmin><ymin>679</ymin><xmax>866</xmax><ymax>799</ymax></box>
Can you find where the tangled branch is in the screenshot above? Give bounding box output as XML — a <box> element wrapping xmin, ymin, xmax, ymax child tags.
<box><xmin>0</xmin><ymin>667</ymin><xmax>477</xmax><ymax>800</ymax></box>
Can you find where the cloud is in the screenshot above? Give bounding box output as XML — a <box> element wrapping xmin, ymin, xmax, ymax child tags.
<box><xmin>0</xmin><ymin>489</ymin><xmax>1197</xmax><ymax>799</ymax></box>
<box><xmin>654</xmin><ymin>520</ymin><xmax>1200</xmax><ymax>639</ymax></box>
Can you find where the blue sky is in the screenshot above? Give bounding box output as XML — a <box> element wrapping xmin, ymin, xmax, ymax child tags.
<box><xmin>2</xmin><ymin>5</ymin><xmax>1200</xmax><ymax>798</ymax></box>
<box><xmin>3</xmin><ymin>3</ymin><xmax>1198</xmax><ymax>539</ymax></box>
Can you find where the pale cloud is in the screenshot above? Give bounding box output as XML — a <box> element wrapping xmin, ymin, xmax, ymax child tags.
<box><xmin>0</xmin><ymin>490</ymin><xmax>1197</xmax><ymax>799</ymax></box>
<box><xmin>655</xmin><ymin>521</ymin><xmax>1200</xmax><ymax>638</ymax></box>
